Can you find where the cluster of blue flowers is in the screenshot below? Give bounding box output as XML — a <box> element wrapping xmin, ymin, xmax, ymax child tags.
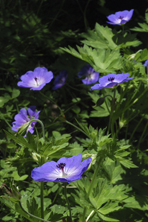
<box><xmin>11</xmin><ymin>9</ymin><xmax>147</xmax><ymax>184</ymax></box>
<box><xmin>12</xmin><ymin>66</ymin><xmax>93</xmax><ymax>183</ymax></box>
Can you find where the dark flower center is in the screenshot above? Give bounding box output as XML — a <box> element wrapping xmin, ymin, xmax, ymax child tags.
<box><xmin>119</xmin><ymin>16</ymin><xmax>123</xmax><ymax>20</ymax></box>
<box><xmin>60</xmin><ymin>78</ymin><xmax>65</xmax><ymax>84</ymax></box>
<box><xmin>108</xmin><ymin>77</ymin><xmax>115</xmax><ymax>82</ymax></box>
<box><xmin>34</xmin><ymin>77</ymin><xmax>39</xmax><ymax>86</ymax></box>
<box><xmin>56</xmin><ymin>163</ymin><xmax>66</xmax><ymax>169</ymax></box>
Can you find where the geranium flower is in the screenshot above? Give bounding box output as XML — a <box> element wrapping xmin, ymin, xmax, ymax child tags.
<box><xmin>12</xmin><ymin>106</ymin><xmax>40</xmax><ymax>135</ymax></box>
<box><xmin>91</xmin><ymin>73</ymin><xmax>134</xmax><ymax>90</ymax></box>
<box><xmin>31</xmin><ymin>154</ymin><xmax>92</xmax><ymax>183</ymax></box>
<box><xmin>144</xmin><ymin>60</ymin><xmax>148</xmax><ymax>67</ymax></box>
<box><xmin>52</xmin><ymin>70</ymin><xmax>68</xmax><ymax>90</ymax></box>
<box><xmin>17</xmin><ymin>67</ymin><xmax>53</xmax><ymax>90</ymax></box>
<box><xmin>107</xmin><ymin>9</ymin><xmax>134</xmax><ymax>25</ymax></box>
<box><xmin>78</xmin><ymin>64</ymin><xmax>99</xmax><ymax>85</ymax></box>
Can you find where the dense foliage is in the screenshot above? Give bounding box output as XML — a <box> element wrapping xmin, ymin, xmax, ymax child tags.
<box><xmin>1</xmin><ymin>0</ymin><xmax>148</xmax><ymax>221</ymax></box>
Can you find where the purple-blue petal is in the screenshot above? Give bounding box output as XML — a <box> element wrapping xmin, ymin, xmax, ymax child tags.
<box><xmin>144</xmin><ymin>60</ymin><xmax>148</xmax><ymax>67</ymax></box>
<box><xmin>17</xmin><ymin>67</ymin><xmax>53</xmax><ymax>91</ymax></box>
<box><xmin>78</xmin><ymin>64</ymin><xmax>99</xmax><ymax>85</ymax></box>
<box><xmin>91</xmin><ymin>73</ymin><xmax>134</xmax><ymax>90</ymax></box>
<box><xmin>107</xmin><ymin>9</ymin><xmax>134</xmax><ymax>25</ymax></box>
<box><xmin>12</xmin><ymin>106</ymin><xmax>40</xmax><ymax>136</ymax></box>
<box><xmin>52</xmin><ymin>70</ymin><xmax>68</xmax><ymax>90</ymax></box>
<box><xmin>31</xmin><ymin>154</ymin><xmax>92</xmax><ymax>183</ymax></box>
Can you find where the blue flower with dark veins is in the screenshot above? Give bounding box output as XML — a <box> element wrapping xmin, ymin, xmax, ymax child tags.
<box><xmin>17</xmin><ymin>67</ymin><xmax>53</xmax><ymax>90</ymax></box>
<box><xmin>52</xmin><ymin>70</ymin><xmax>68</xmax><ymax>90</ymax></box>
<box><xmin>91</xmin><ymin>73</ymin><xmax>134</xmax><ymax>90</ymax></box>
<box><xmin>78</xmin><ymin>64</ymin><xmax>99</xmax><ymax>85</ymax></box>
<box><xmin>107</xmin><ymin>9</ymin><xmax>134</xmax><ymax>25</ymax></box>
<box><xmin>31</xmin><ymin>154</ymin><xmax>92</xmax><ymax>183</ymax></box>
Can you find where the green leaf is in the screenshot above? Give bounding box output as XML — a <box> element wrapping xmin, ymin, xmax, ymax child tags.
<box><xmin>81</xmin><ymin>23</ymin><xmax>117</xmax><ymax>50</ymax></box>
<box><xmin>4</xmin><ymin>130</ymin><xmax>30</xmax><ymax>148</ymax></box>
<box><xmin>98</xmin><ymin>213</ymin><xmax>119</xmax><ymax>222</ymax></box>
<box><xmin>131</xmin><ymin>23</ymin><xmax>148</xmax><ymax>32</ymax></box>
<box><xmin>88</xmin><ymin>92</ymin><xmax>100</xmax><ymax>104</ymax></box>
<box><xmin>119</xmin><ymin>158</ymin><xmax>138</xmax><ymax>168</ymax></box>
<box><xmin>61</xmin><ymin>46</ymin><xmax>82</xmax><ymax>59</ymax></box>
<box><xmin>124</xmin><ymin>196</ymin><xmax>148</xmax><ymax>210</ymax></box>
<box><xmin>11</xmin><ymin>88</ymin><xmax>20</xmax><ymax>98</ymax></box>
<box><xmin>103</xmin><ymin>157</ymin><xmax>125</xmax><ymax>184</ymax></box>
<box><xmin>90</xmin><ymin>103</ymin><xmax>110</xmax><ymax>117</ymax></box>
<box><xmin>134</xmin><ymin>48</ymin><xmax>148</xmax><ymax>61</ymax></box>
<box><xmin>12</xmin><ymin>171</ymin><xmax>28</xmax><ymax>181</ymax></box>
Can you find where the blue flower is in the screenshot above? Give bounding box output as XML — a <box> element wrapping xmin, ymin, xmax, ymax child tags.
<box><xmin>17</xmin><ymin>67</ymin><xmax>53</xmax><ymax>90</ymax></box>
<box><xmin>144</xmin><ymin>60</ymin><xmax>148</xmax><ymax>67</ymax></box>
<box><xmin>52</xmin><ymin>70</ymin><xmax>68</xmax><ymax>90</ymax></box>
<box><xmin>78</xmin><ymin>64</ymin><xmax>99</xmax><ymax>85</ymax></box>
<box><xmin>31</xmin><ymin>154</ymin><xmax>92</xmax><ymax>183</ymax></box>
<box><xmin>107</xmin><ymin>9</ymin><xmax>134</xmax><ymax>25</ymax></box>
<box><xmin>12</xmin><ymin>106</ymin><xmax>40</xmax><ymax>135</ymax></box>
<box><xmin>91</xmin><ymin>73</ymin><xmax>134</xmax><ymax>90</ymax></box>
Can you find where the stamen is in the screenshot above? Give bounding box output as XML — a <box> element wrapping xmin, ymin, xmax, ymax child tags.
<box><xmin>119</xmin><ymin>16</ymin><xmax>123</xmax><ymax>20</ymax></box>
<box><xmin>34</xmin><ymin>77</ymin><xmax>39</xmax><ymax>86</ymax></box>
<box><xmin>56</xmin><ymin>163</ymin><xmax>66</xmax><ymax>169</ymax></box>
<box><xmin>56</xmin><ymin>163</ymin><xmax>67</xmax><ymax>178</ymax></box>
<box><xmin>108</xmin><ymin>77</ymin><xmax>115</xmax><ymax>82</ymax></box>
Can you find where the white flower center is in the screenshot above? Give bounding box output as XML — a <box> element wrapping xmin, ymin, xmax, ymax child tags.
<box><xmin>56</xmin><ymin>163</ymin><xmax>68</xmax><ymax>178</ymax></box>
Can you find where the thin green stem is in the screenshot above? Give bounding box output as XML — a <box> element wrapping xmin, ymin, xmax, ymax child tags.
<box><xmin>102</xmin><ymin>92</ymin><xmax>111</xmax><ymax>114</ymax></box>
<box><xmin>107</xmin><ymin>89</ymin><xmax>116</xmax><ymax>136</ymax></box>
<box><xmin>26</xmin><ymin>119</ymin><xmax>45</xmax><ymax>143</ymax></box>
<box><xmin>129</xmin><ymin>115</ymin><xmax>145</xmax><ymax>142</ymax></box>
<box><xmin>39</xmin><ymin>91</ymin><xmax>63</xmax><ymax>114</ymax></box>
<box><xmin>83</xmin><ymin>0</ymin><xmax>91</xmax><ymax>30</ymax></box>
<box><xmin>41</xmin><ymin>181</ymin><xmax>44</xmax><ymax>219</ymax></box>
<box><xmin>137</xmin><ymin>121</ymin><xmax>148</xmax><ymax>148</ymax></box>
<box><xmin>122</xmin><ymin>24</ymin><xmax>125</xmax><ymax>34</ymax></box>
<box><xmin>86</xmin><ymin>210</ymin><xmax>95</xmax><ymax>222</ymax></box>
<box><xmin>49</xmin><ymin>0</ymin><xmax>65</xmax><ymax>29</ymax></box>
<box><xmin>66</xmin><ymin>120</ymin><xmax>89</xmax><ymax>137</ymax></box>
<box><xmin>120</xmin><ymin>82</ymin><xmax>146</xmax><ymax>115</ymax></box>
<box><xmin>64</xmin><ymin>183</ymin><xmax>72</xmax><ymax>222</ymax></box>
<box><xmin>1</xmin><ymin>115</ymin><xmax>12</xmax><ymax>128</ymax></box>
<box><xmin>40</xmin><ymin>157</ymin><xmax>44</xmax><ymax>219</ymax></box>
<box><xmin>83</xmin><ymin>156</ymin><xmax>102</xmax><ymax>221</ymax></box>
<box><xmin>19</xmin><ymin>201</ymin><xmax>50</xmax><ymax>222</ymax></box>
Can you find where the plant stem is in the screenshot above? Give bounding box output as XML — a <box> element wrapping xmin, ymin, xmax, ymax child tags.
<box><xmin>19</xmin><ymin>201</ymin><xmax>50</xmax><ymax>222</ymax></box>
<box><xmin>64</xmin><ymin>183</ymin><xmax>72</xmax><ymax>222</ymax></box>
<box><xmin>40</xmin><ymin>156</ymin><xmax>44</xmax><ymax>219</ymax></box>
<box><xmin>27</xmin><ymin>119</ymin><xmax>45</xmax><ymax>143</ymax></box>
<box><xmin>39</xmin><ymin>91</ymin><xmax>63</xmax><ymax>115</ymax></box>
<box><xmin>137</xmin><ymin>121</ymin><xmax>148</xmax><ymax>148</ymax></box>
<box><xmin>66</xmin><ymin>120</ymin><xmax>89</xmax><ymax>138</ymax></box>
<box><xmin>83</xmin><ymin>156</ymin><xmax>102</xmax><ymax>221</ymax></box>
<box><xmin>41</xmin><ymin>181</ymin><xmax>44</xmax><ymax>219</ymax></box>
<box><xmin>86</xmin><ymin>210</ymin><xmax>95</xmax><ymax>222</ymax></box>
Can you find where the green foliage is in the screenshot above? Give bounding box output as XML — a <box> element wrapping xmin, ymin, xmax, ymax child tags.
<box><xmin>131</xmin><ymin>10</ymin><xmax>148</xmax><ymax>32</ymax></box>
<box><xmin>1</xmin><ymin>1</ymin><xmax>148</xmax><ymax>222</ymax></box>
